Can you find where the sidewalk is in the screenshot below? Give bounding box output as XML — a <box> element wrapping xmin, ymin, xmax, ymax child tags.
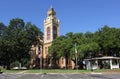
<box><xmin>17</xmin><ymin>70</ymin><xmax>28</xmax><ymax>74</ymax></box>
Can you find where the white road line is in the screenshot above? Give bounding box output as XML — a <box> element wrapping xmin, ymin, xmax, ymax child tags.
<box><xmin>61</xmin><ymin>74</ymin><xmax>72</xmax><ymax>79</ymax></box>
<box><xmin>1</xmin><ymin>74</ymin><xmax>25</xmax><ymax>79</ymax></box>
<box><xmin>90</xmin><ymin>72</ymin><xmax>102</xmax><ymax>75</ymax></box>
<box><xmin>40</xmin><ymin>74</ymin><xmax>44</xmax><ymax>79</ymax></box>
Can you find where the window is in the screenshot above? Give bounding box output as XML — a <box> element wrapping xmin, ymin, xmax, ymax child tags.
<box><xmin>47</xmin><ymin>27</ymin><xmax>50</xmax><ymax>40</ymax></box>
<box><xmin>53</xmin><ymin>26</ymin><xmax>57</xmax><ymax>39</ymax></box>
<box><xmin>45</xmin><ymin>47</ymin><xmax>47</xmax><ymax>54</ymax></box>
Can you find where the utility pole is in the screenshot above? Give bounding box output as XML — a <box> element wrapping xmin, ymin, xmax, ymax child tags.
<box><xmin>75</xmin><ymin>43</ymin><xmax>78</xmax><ymax>71</ymax></box>
<box><xmin>39</xmin><ymin>45</ymin><xmax>43</xmax><ymax>79</ymax></box>
<box><xmin>89</xmin><ymin>52</ymin><xmax>93</xmax><ymax>72</ymax></box>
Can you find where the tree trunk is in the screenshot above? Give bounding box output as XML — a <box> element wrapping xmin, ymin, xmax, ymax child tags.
<box><xmin>6</xmin><ymin>64</ymin><xmax>10</xmax><ymax>70</ymax></box>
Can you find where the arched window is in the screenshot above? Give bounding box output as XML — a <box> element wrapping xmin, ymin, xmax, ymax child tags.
<box><xmin>53</xmin><ymin>26</ymin><xmax>57</xmax><ymax>39</ymax></box>
<box><xmin>47</xmin><ymin>27</ymin><xmax>50</xmax><ymax>40</ymax></box>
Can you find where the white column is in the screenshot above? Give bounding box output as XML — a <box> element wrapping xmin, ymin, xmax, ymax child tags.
<box><xmin>110</xmin><ymin>59</ymin><xmax>112</xmax><ymax>69</ymax></box>
<box><xmin>96</xmin><ymin>60</ymin><xmax>99</xmax><ymax>69</ymax></box>
<box><xmin>117</xmin><ymin>59</ymin><xmax>119</xmax><ymax>68</ymax></box>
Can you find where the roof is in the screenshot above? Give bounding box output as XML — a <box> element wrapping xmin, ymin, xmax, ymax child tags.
<box><xmin>84</xmin><ymin>56</ymin><xmax>120</xmax><ymax>60</ymax></box>
<box><xmin>48</xmin><ymin>6</ymin><xmax>56</xmax><ymax>16</ymax></box>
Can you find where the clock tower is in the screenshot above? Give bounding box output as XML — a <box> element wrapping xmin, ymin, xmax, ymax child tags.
<box><xmin>43</xmin><ymin>7</ymin><xmax>60</xmax><ymax>67</ymax></box>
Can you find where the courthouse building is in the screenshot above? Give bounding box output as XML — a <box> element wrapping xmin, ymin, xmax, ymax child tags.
<box><xmin>30</xmin><ymin>7</ymin><xmax>75</xmax><ymax>69</ymax></box>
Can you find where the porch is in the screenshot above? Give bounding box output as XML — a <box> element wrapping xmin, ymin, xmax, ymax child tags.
<box><xmin>84</xmin><ymin>56</ymin><xmax>120</xmax><ymax>70</ymax></box>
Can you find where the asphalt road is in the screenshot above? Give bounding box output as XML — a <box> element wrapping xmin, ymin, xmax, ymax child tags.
<box><xmin>0</xmin><ymin>73</ymin><xmax>120</xmax><ymax>79</ymax></box>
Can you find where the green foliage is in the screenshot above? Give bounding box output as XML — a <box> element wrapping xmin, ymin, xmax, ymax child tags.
<box><xmin>10</xmin><ymin>61</ymin><xmax>20</xmax><ymax>68</ymax></box>
<box><xmin>0</xmin><ymin>18</ymin><xmax>43</xmax><ymax>69</ymax></box>
<box><xmin>49</xmin><ymin>36</ymin><xmax>66</xmax><ymax>58</ymax></box>
<box><xmin>95</xmin><ymin>26</ymin><xmax>120</xmax><ymax>56</ymax></box>
<box><xmin>0</xmin><ymin>22</ymin><xmax>6</xmax><ymax>37</ymax></box>
<box><xmin>49</xmin><ymin>25</ymin><xmax>120</xmax><ymax>68</ymax></box>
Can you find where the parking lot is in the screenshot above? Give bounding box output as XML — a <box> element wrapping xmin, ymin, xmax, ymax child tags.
<box><xmin>0</xmin><ymin>73</ymin><xmax>120</xmax><ymax>79</ymax></box>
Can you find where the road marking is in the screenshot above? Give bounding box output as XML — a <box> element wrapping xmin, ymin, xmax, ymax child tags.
<box><xmin>61</xmin><ymin>74</ymin><xmax>72</xmax><ymax>79</ymax></box>
<box><xmin>1</xmin><ymin>73</ymin><xmax>25</xmax><ymax>79</ymax></box>
<box><xmin>40</xmin><ymin>74</ymin><xmax>44</xmax><ymax>79</ymax></box>
<box><xmin>90</xmin><ymin>72</ymin><xmax>102</xmax><ymax>74</ymax></box>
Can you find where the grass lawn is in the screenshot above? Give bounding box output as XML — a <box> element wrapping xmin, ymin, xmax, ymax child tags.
<box><xmin>93</xmin><ymin>69</ymin><xmax>120</xmax><ymax>73</ymax></box>
<box><xmin>26</xmin><ymin>69</ymin><xmax>92</xmax><ymax>74</ymax></box>
<box><xmin>2</xmin><ymin>69</ymin><xmax>120</xmax><ymax>74</ymax></box>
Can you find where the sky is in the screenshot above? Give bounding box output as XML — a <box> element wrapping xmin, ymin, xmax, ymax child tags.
<box><xmin>0</xmin><ymin>0</ymin><xmax>120</xmax><ymax>35</ymax></box>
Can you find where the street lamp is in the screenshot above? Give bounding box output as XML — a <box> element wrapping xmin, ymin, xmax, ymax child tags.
<box><xmin>38</xmin><ymin>46</ymin><xmax>42</xmax><ymax>74</ymax></box>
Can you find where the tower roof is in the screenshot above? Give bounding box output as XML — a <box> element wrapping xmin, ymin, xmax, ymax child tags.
<box><xmin>48</xmin><ymin>6</ymin><xmax>56</xmax><ymax>16</ymax></box>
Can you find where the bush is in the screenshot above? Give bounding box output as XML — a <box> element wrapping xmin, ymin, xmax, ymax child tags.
<box><xmin>10</xmin><ymin>61</ymin><xmax>20</xmax><ymax>68</ymax></box>
<box><xmin>0</xmin><ymin>66</ymin><xmax>3</xmax><ymax>73</ymax></box>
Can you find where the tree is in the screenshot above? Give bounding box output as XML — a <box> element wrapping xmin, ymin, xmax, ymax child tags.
<box><xmin>48</xmin><ymin>36</ymin><xmax>66</xmax><ymax>68</ymax></box>
<box><xmin>0</xmin><ymin>18</ymin><xmax>43</xmax><ymax>69</ymax></box>
<box><xmin>0</xmin><ymin>22</ymin><xmax>7</xmax><ymax>66</ymax></box>
<box><xmin>49</xmin><ymin>32</ymin><xmax>85</xmax><ymax>68</ymax></box>
<box><xmin>0</xmin><ymin>22</ymin><xmax>7</xmax><ymax>37</ymax></box>
<box><xmin>48</xmin><ymin>25</ymin><xmax>120</xmax><ymax>69</ymax></box>
<box><xmin>95</xmin><ymin>26</ymin><xmax>120</xmax><ymax>56</ymax></box>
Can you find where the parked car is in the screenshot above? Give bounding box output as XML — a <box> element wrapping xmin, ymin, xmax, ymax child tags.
<box><xmin>12</xmin><ymin>67</ymin><xmax>19</xmax><ymax>70</ymax></box>
<box><xmin>12</xmin><ymin>67</ymin><xmax>27</xmax><ymax>70</ymax></box>
<box><xmin>21</xmin><ymin>67</ymin><xmax>27</xmax><ymax>70</ymax></box>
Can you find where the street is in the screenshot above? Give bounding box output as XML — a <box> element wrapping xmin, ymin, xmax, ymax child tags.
<box><xmin>0</xmin><ymin>73</ymin><xmax>120</xmax><ymax>79</ymax></box>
